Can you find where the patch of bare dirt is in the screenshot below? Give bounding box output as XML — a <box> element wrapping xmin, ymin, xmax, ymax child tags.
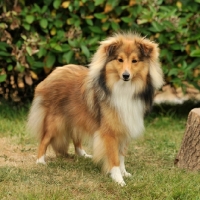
<box><xmin>0</xmin><ymin>137</ymin><xmax>55</xmax><ymax>167</ymax></box>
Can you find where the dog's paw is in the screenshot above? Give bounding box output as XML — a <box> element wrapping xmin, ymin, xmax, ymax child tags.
<box><xmin>36</xmin><ymin>155</ymin><xmax>46</xmax><ymax>164</ymax></box>
<box><xmin>117</xmin><ymin>179</ymin><xmax>126</xmax><ymax>187</ymax></box>
<box><xmin>76</xmin><ymin>148</ymin><xmax>92</xmax><ymax>158</ymax></box>
<box><xmin>110</xmin><ymin>166</ymin><xmax>126</xmax><ymax>186</ymax></box>
<box><xmin>122</xmin><ymin>171</ymin><xmax>132</xmax><ymax>177</ymax></box>
<box><xmin>84</xmin><ymin>154</ymin><xmax>93</xmax><ymax>158</ymax></box>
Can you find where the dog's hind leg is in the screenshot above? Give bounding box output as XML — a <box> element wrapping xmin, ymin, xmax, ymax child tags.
<box><xmin>37</xmin><ymin>134</ymin><xmax>51</xmax><ymax>164</ymax></box>
<box><xmin>36</xmin><ymin>115</ymin><xmax>55</xmax><ymax>164</ymax></box>
<box><xmin>72</xmin><ymin>138</ymin><xmax>92</xmax><ymax>158</ymax></box>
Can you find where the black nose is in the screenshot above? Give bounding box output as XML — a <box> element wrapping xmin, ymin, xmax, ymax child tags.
<box><xmin>122</xmin><ymin>71</ymin><xmax>130</xmax><ymax>81</ymax></box>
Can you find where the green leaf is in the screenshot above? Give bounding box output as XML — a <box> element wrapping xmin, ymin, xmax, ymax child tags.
<box><xmin>44</xmin><ymin>0</ymin><xmax>53</xmax><ymax>6</ymax></box>
<box><xmin>39</xmin><ymin>19</ymin><xmax>48</xmax><ymax>29</ymax></box>
<box><xmin>33</xmin><ymin>61</ymin><xmax>44</xmax><ymax>69</ymax></box>
<box><xmin>0</xmin><ymin>23</ymin><xmax>8</xmax><ymax>29</ymax></box>
<box><xmin>55</xmin><ymin>19</ymin><xmax>63</xmax><ymax>28</ymax></box>
<box><xmin>121</xmin><ymin>17</ymin><xmax>132</xmax><ymax>23</ymax></box>
<box><xmin>26</xmin><ymin>55</ymin><xmax>35</xmax><ymax>66</ymax></box>
<box><xmin>151</xmin><ymin>21</ymin><xmax>164</xmax><ymax>32</ymax></box>
<box><xmin>16</xmin><ymin>62</ymin><xmax>25</xmax><ymax>73</ymax></box>
<box><xmin>0</xmin><ymin>74</ymin><xmax>7</xmax><ymax>82</ymax></box>
<box><xmin>6</xmin><ymin>58</ymin><xmax>12</xmax><ymax>63</ymax></box>
<box><xmin>188</xmin><ymin>34</ymin><xmax>200</xmax><ymax>42</ymax></box>
<box><xmin>61</xmin><ymin>44</ymin><xmax>71</xmax><ymax>52</ymax></box>
<box><xmin>63</xmin><ymin>51</ymin><xmax>74</xmax><ymax>63</ymax></box>
<box><xmin>25</xmin><ymin>15</ymin><xmax>35</xmax><ymax>24</ymax></box>
<box><xmin>171</xmin><ymin>44</ymin><xmax>183</xmax><ymax>51</ymax></box>
<box><xmin>38</xmin><ymin>41</ymin><xmax>47</xmax><ymax>46</ymax></box>
<box><xmin>57</xmin><ymin>30</ymin><xmax>65</xmax><ymax>38</ymax></box>
<box><xmin>33</xmin><ymin>3</ymin><xmax>41</xmax><ymax>13</ymax></box>
<box><xmin>0</xmin><ymin>51</ymin><xmax>11</xmax><ymax>57</ymax></box>
<box><xmin>41</xmin><ymin>5</ymin><xmax>48</xmax><ymax>14</ymax></box>
<box><xmin>74</xmin><ymin>19</ymin><xmax>81</xmax><ymax>27</ymax></box>
<box><xmin>45</xmin><ymin>52</ymin><xmax>56</xmax><ymax>68</ymax></box>
<box><xmin>81</xmin><ymin>45</ymin><xmax>90</xmax><ymax>58</ymax></box>
<box><xmin>67</xmin><ymin>18</ymin><xmax>74</xmax><ymax>25</ymax></box>
<box><xmin>23</xmin><ymin>23</ymin><xmax>30</xmax><ymax>31</ymax></box>
<box><xmin>53</xmin><ymin>0</ymin><xmax>61</xmax><ymax>9</ymax></box>
<box><xmin>86</xmin><ymin>19</ymin><xmax>93</xmax><ymax>26</ymax></box>
<box><xmin>7</xmin><ymin>64</ymin><xmax>13</xmax><ymax>71</ymax></box>
<box><xmin>88</xmin><ymin>36</ymin><xmax>100</xmax><ymax>46</ymax></box>
<box><xmin>0</xmin><ymin>42</ymin><xmax>10</xmax><ymax>51</ymax></box>
<box><xmin>137</xmin><ymin>18</ymin><xmax>149</xmax><ymax>25</ymax></box>
<box><xmin>50</xmin><ymin>43</ymin><xmax>63</xmax><ymax>51</ymax></box>
<box><xmin>111</xmin><ymin>21</ymin><xmax>120</xmax><ymax>31</ymax></box>
<box><xmin>89</xmin><ymin>26</ymin><xmax>102</xmax><ymax>34</ymax></box>
<box><xmin>68</xmin><ymin>40</ymin><xmax>78</xmax><ymax>47</ymax></box>
<box><xmin>26</xmin><ymin>46</ymin><xmax>32</xmax><ymax>56</ymax></box>
<box><xmin>168</xmin><ymin>68</ymin><xmax>178</xmax><ymax>76</ymax></box>
<box><xmin>188</xmin><ymin>58</ymin><xmax>200</xmax><ymax>69</ymax></box>
<box><xmin>190</xmin><ymin>50</ymin><xmax>200</xmax><ymax>57</ymax></box>
<box><xmin>21</xmin><ymin>34</ymin><xmax>27</xmax><ymax>40</ymax></box>
<box><xmin>94</xmin><ymin>0</ymin><xmax>105</xmax><ymax>6</ymax></box>
<box><xmin>94</xmin><ymin>13</ymin><xmax>107</xmax><ymax>19</ymax></box>
<box><xmin>102</xmin><ymin>22</ymin><xmax>110</xmax><ymax>31</ymax></box>
<box><xmin>37</xmin><ymin>47</ymin><xmax>47</xmax><ymax>58</ymax></box>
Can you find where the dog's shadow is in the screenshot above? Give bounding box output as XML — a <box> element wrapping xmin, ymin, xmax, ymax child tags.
<box><xmin>47</xmin><ymin>154</ymin><xmax>102</xmax><ymax>176</ymax></box>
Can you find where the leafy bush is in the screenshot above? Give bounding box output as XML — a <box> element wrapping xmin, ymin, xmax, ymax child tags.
<box><xmin>0</xmin><ymin>0</ymin><xmax>200</xmax><ymax>102</ymax></box>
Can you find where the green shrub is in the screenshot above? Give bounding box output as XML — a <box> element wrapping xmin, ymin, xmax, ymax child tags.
<box><xmin>0</xmin><ymin>0</ymin><xmax>199</xmax><ymax>102</ymax></box>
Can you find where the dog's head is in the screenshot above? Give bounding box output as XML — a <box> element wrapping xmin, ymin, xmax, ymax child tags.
<box><xmin>89</xmin><ymin>32</ymin><xmax>164</xmax><ymax>90</ymax></box>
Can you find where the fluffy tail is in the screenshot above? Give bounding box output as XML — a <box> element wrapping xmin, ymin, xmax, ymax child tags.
<box><xmin>27</xmin><ymin>96</ymin><xmax>46</xmax><ymax>141</ymax></box>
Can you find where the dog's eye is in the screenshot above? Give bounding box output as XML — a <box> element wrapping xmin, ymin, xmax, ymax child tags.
<box><xmin>132</xmin><ymin>59</ymin><xmax>138</xmax><ymax>63</ymax></box>
<box><xmin>118</xmin><ymin>58</ymin><xmax>123</xmax><ymax>63</ymax></box>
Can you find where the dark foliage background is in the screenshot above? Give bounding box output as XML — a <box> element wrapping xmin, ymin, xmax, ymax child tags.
<box><xmin>0</xmin><ymin>0</ymin><xmax>200</xmax><ymax>102</ymax></box>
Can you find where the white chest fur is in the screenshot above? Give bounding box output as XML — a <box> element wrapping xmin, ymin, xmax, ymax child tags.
<box><xmin>111</xmin><ymin>80</ymin><xmax>145</xmax><ymax>138</ymax></box>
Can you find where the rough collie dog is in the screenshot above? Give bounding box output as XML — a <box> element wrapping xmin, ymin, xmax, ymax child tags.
<box><xmin>27</xmin><ymin>32</ymin><xmax>164</xmax><ymax>186</ymax></box>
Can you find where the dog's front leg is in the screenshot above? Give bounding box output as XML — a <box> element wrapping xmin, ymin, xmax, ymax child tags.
<box><xmin>103</xmin><ymin>133</ymin><xmax>126</xmax><ymax>186</ymax></box>
<box><xmin>93</xmin><ymin>129</ymin><xmax>126</xmax><ymax>186</ymax></box>
<box><xmin>119</xmin><ymin>155</ymin><xmax>131</xmax><ymax>177</ymax></box>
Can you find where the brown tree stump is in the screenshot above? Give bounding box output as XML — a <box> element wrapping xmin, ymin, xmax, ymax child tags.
<box><xmin>174</xmin><ymin>108</ymin><xmax>200</xmax><ymax>170</ymax></box>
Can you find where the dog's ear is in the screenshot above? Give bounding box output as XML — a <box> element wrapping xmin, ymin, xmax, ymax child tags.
<box><xmin>138</xmin><ymin>42</ymin><xmax>154</xmax><ymax>58</ymax></box>
<box><xmin>137</xmin><ymin>39</ymin><xmax>164</xmax><ymax>89</ymax></box>
<box><xmin>104</xmin><ymin>42</ymin><xmax>119</xmax><ymax>57</ymax></box>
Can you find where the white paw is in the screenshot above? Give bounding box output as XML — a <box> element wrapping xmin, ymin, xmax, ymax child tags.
<box><xmin>118</xmin><ymin>180</ymin><xmax>126</xmax><ymax>187</ymax></box>
<box><xmin>121</xmin><ymin>170</ymin><xmax>132</xmax><ymax>177</ymax></box>
<box><xmin>84</xmin><ymin>154</ymin><xmax>93</xmax><ymax>158</ymax></box>
<box><xmin>36</xmin><ymin>155</ymin><xmax>46</xmax><ymax>164</ymax></box>
<box><xmin>76</xmin><ymin>148</ymin><xmax>92</xmax><ymax>158</ymax></box>
<box><xmin>110</xmin><ymin>166</ymin><xmax>126</xmax><ymax>186</ymax></box>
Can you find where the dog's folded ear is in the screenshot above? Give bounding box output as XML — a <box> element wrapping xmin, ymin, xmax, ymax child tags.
<box><xmin>140</xmin><ymin>39</ymin><xmax>164</xmax><ymax>89</ymax></box>
<box><xmin>105</xmin><ymin>42</ymin><xmax>119</xmax><ymax>57</ymax></box>
<box><xmin>89</xmin><ymin>39</ymin><xmax>120</xmax><ymax>80</ymax></box>
<box><xmin>138</xmin><ymin>43</ymin><xmax>153</xmax><ymax>58</ymax></box>
<box><xmin>136</xmin><ymin>40</ymin><xmax>159</xmax><ymax>60</ymax></box>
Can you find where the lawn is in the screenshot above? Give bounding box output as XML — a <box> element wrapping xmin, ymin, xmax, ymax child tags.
<box><xmin>0</xmin><ymin>102</ymin><xmax>200</xmax><ymax>200</ymax></box>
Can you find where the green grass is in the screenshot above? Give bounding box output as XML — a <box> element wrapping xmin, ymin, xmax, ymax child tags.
<box><xmin>1</xmin><ymin>102</ymin><xmax>200</xmax><ymax>200</ymax></box>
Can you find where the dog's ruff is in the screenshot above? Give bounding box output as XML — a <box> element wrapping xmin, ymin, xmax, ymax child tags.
<box><xmin>27</xmin><ymin>32</ymin><xmax>164</xmax><ymax>186</ymax></box>
<box><xmin>111</xmin><ymin>80</ymin><xmax>145</xmax><ymax>138</ymax></box>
